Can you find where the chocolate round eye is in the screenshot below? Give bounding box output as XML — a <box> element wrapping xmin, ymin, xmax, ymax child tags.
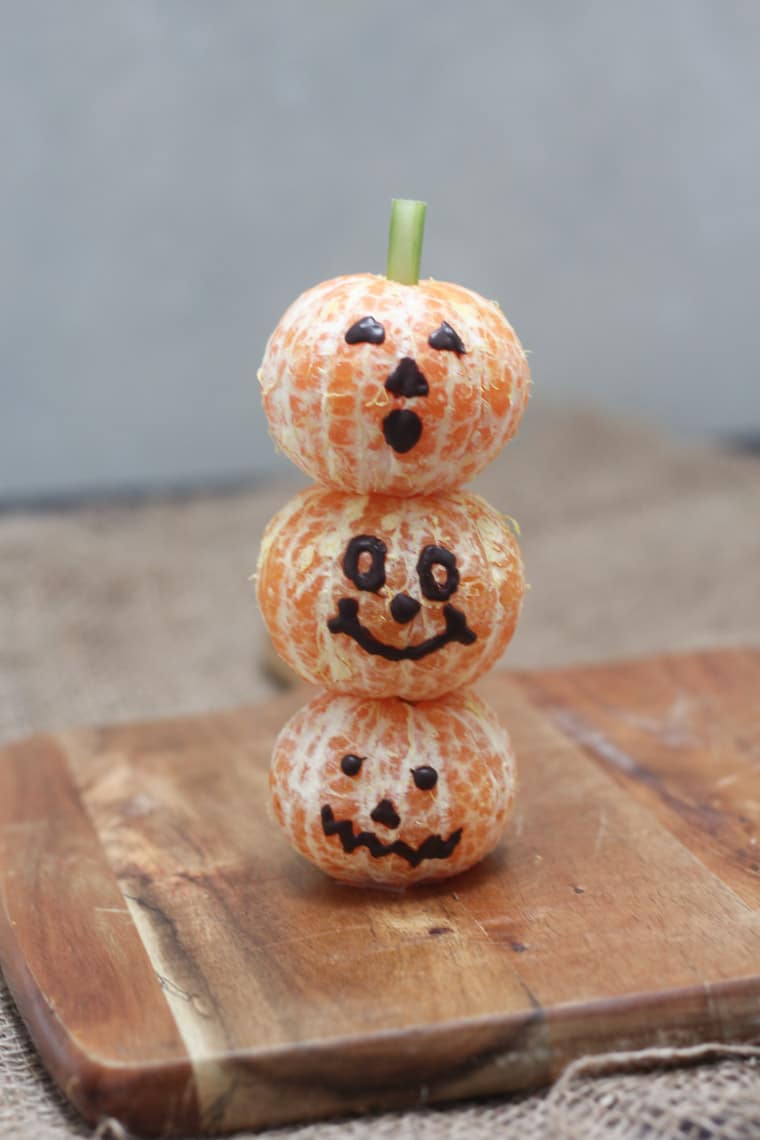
<box><xmin>345</xmin><ymin>316</ymin><xmax>385</xmax><ymax>345</ymax></box>
<box><xmin>412</xmin><ymin>765</ymin><xmax>438</xmax><ymax>791</ymax></box>
<box><xmin>417</xmin><ymin>545</ymin><xmax>459</xmax><ymax>601</ymax></box>
<box><xmin>341</xmin><ymin>753</ymin><xmax>365</xmax><ymax>777</ymax></box>
<box><xmin>343</xmin><ymin>535</ymin><xmax>387</xmax><ymax>592</ymax></box>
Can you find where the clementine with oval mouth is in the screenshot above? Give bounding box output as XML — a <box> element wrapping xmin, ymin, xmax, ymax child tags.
<box><xmin>258</xmin><ymin>273</ymin><xmax>530</xmax><ymax>496</ymax></box>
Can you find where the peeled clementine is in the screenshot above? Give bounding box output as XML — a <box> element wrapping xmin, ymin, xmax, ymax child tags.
<box><xmin>270</xmin><ymin>687</ymin><xmax>516</xmax><ymax>885</ymax></box>
<box><xmin>256</xmin><ymin>486</ymin><xmax>525</xmax><ymax>702</ymax></box>
<box><xmin>259</xmin><ymin>274</ymin><xmax>530</xmax><ymax>496</ymax></box>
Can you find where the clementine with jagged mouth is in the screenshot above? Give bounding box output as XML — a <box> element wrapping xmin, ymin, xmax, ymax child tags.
<box><xmin>267</xmin><ymin>687</ymin><xmax>517</xmax><ymax>885</ymax></box>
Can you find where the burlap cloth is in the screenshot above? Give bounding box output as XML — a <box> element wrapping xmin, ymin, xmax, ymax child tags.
<box><xmin>2</xmin><ymin>405</ymin><xmax>760</xmax><ymax>1139</ymax></box>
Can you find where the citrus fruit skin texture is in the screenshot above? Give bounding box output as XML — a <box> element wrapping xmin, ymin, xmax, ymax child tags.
<box><xmin>270</xmin><ymin>687</ymin><xmax>516</xmax><ymax>886</ymax></box>
<box><xmin>256</xmin><ymin>486</ymin><xmax>525</xmax><ymax>702</ymax></box>
<box><xmin>258</xmin><ymin>273</ymin><xmax>530</xmax><ymax>497</ymax></box>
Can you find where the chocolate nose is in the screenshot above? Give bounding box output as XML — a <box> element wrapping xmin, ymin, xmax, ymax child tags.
<box><xmin>390</xmin><ymin>592</ymin><xmax>421</xmax><ymax>624</ymax></box>
<box><xmin>385</xmin><ymin>357</ymin><xmax>429</xmax><ymax>398</ymax></box>
<box><xmin>371</xmin><ymin>799</ymin><xmax>401</xmax><ymax>830</ymax></box>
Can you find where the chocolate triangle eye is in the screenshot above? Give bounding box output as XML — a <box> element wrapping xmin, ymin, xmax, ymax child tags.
<box><xmin>428</xmin><ymin>321</ymin><xmax>466</xmax><ymax>355</ymax></box>
<box><xmin>345</xmin><ymin>316</ymin><xmax>385</xmax><ymax>345</ymax></box>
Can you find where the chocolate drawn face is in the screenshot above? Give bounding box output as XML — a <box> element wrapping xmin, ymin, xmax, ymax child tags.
<box><xmin>327</xmin><ymin>536</ymin><xmax>477</xmax><ymax>661</ymax></box>
<box><xmin>344</xmin><ymin>314</ymin><xmax>468</xmax><ymax>457</ymax></box>
<box><xmin>268</xmin><ymin>687</ymin><xmax>517</xmax><ymax>885</ymax></box>
<box><xmin>256</xmin><ymin>485</ymin><xmax>525</xmax><ymax>701</ymax></box>
<box><xmin>259</xmin><ymin>273</ymin><xmax>531</xmax><ymax>496</ymax></box>
<box><xmin>321</xmin><ymin>754</ymin><xmax>461</xmax><ymax>867</ymax></box>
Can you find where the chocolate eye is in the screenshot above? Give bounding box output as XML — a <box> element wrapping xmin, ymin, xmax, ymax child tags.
<box><xmin>417</xmin><ymin>545</ymin><xmax>459</xmax><ymax>601</ymax></box>
<box><xmin>343</xmin><ymin>535</ymin><xmax>387</xmax><ymax>592</ymax></box>
<box><xmin>345</xmin><ymin>316</ymin><xmax>385</xmax><ymax>345</ymax></box>
<box><xmin>428</xmin><ymin>321</ymin><xmax>466</xmax><ymax>355</ymax></box>
<box><xmin>341</xmin><ymin>753</ymin><xmax>365</xmax><ymax>777</ymax></box>
<box><xmin>412</xmin><ymin>765</ymin><xmax>438</xmax><ymax>791</ymax></box>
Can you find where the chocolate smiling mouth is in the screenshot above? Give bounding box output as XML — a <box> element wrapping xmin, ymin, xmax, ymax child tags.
<box><xmin>321</xmin><ymin>805</ymin><xmax>462</xmax><ymax>867</ymax></box>
<box><xmin>327</xmin><ymin>598</ymin><xmax>476</xmax><ymax>661</ymax></box>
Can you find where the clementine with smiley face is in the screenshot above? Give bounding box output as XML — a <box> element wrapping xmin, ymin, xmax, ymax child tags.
<box><xmin>258</xmin><ymin>274</ymin><xmax>530</xmax><ymax>496</ymax></box>
<box><xmin>256</xmin><ymin>486</ymin><xmax>525</xmax><ymax>701</ymax></box>
<box><xmin>270</xmin><ymin>687</ymin><xmax>516</xmax><ymax>885</ymax></box>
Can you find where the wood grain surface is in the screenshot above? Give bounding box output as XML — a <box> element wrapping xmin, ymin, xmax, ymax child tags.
<box><xmin>1</xmin><ymin>648</ymin><xmax>759</xmax><ymax>1135</ymax></box>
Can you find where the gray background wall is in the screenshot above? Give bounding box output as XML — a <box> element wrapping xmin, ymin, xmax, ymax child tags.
<box><xmin>1</xmin><ymin>0</ymin><xmax>759</xmax><ymax>500</ymax></box>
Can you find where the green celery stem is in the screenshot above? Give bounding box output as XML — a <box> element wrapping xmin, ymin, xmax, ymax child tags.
<box><xmin>386</xmin><ymin>199</ymin><xmax>427</xmax><ymax>285</ymax></box>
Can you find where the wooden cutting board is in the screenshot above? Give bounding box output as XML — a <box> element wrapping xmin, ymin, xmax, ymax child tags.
<box><xmin>1</xmin><ymin>648</ymin><xmax>760</xmax><ymax>1135</ymax></box>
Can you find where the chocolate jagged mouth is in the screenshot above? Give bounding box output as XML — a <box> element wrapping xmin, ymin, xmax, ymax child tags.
<box><xmin>321</xmin><ymin>805</ymin><xmax>462</xmax><ymax>867</ymax></box>
<box><xmin>327</xmin><ymin>598</ymin><xmax>477</xmax><ymax>662</ymax></box>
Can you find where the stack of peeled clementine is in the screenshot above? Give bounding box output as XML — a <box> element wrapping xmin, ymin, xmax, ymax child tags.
<box><xmin>256</xmin><ymin>201</ymin><xmax>530</xmax><ymax>886</ymax></box>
